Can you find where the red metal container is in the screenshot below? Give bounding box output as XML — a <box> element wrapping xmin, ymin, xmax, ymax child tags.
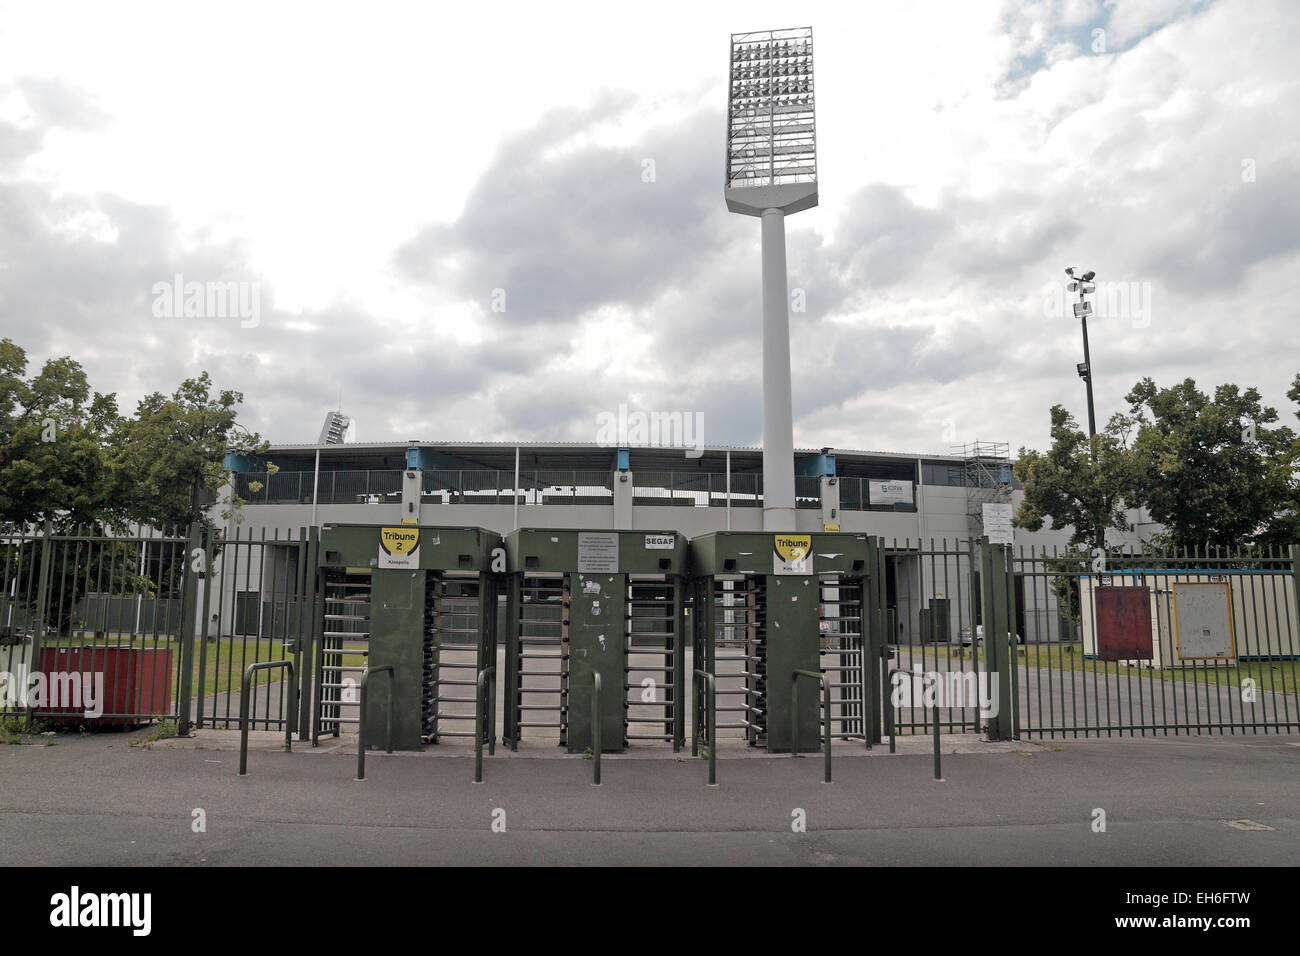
<box><xmin>34</xmin><ymin>646</ymin><xmax>173</xmax><ymax>726</ymax></box>
<box><xmin>1094</xmin><ymin>586</ymin><xmax>1153</xmax><ymax>661</ymax></box>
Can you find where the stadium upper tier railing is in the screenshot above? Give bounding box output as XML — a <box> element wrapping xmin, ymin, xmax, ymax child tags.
<box><xmin>231</xmin><ymin>470</ymin><xmax>918</xmax><ymax>511</ymax></box>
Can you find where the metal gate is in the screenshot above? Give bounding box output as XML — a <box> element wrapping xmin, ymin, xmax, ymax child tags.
<box><xmin>1005</xmin><ymin>543</ymin><xmax>1300</xmax><ymax>738</ymax></box>
<box><xmin>195</xmin><ymin>525</ymin><xmax>313</xmax><ymax>734</ymax></box>
<box><xmin>0</xmin><ymin>525</ymin><xmax>190</xmax><ymax>725</ymax></box>
<box><xmin>886</xmin><ymin>537</ymin><xmax>1300</xmax><ymax>740</ymax></box>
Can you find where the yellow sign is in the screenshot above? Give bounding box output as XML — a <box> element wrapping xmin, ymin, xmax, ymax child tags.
<box><xmin>774</xmin><ymin>534</ymin><xmax>812</xmax><ymax>563</ymax></box>
<box><xmin>380</xmin><ymin>526</ymin><xmax>420</xmax><ymax>555</ymax></box>
<box><xmin>823</xmin><ymin>524</ymin><xmax>840</xmax><ymax>532</ymax></box>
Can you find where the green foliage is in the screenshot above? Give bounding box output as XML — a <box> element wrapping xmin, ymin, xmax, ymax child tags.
<box><xmin>1013</xmin><ymin>405</ymin><xmax>1137</xmax><ymax>550</ymax></box>
<box><xmin>0</xmin><ymin>339</ymin><xmax>124</xmax><ymax>530</ymax></box>
<box><xmin>1016</xmin><ymin>375</ymin><xmax>1300</xmax><ymax>553</ymax></box>
<box><xmin>0</xmin><ymin>339</ymin><xmax>267</xmax><ymax>537</ymax></box>
<box><xmin>130</xmin><ymin>716</ymin><xmax>180</xmax><ymax>748</ymax></box>
<box><xmin>1124</xmin><ymin>377</ymin><xmax>1298</xmax><ymax>551</ymax></box>
<box><xmin>115</xmin><ymin>372</ymin><xmax>269</xmax><ymax>534</ymax></box>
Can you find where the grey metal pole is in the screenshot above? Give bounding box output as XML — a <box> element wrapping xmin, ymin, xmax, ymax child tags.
<box><xmin>725</xmin><ymin>450</ymin><xmax>732</xmax><ymax>530</ymax></box>
<box><xmin>1079</xmin><ymin>313</ymin><xmax>1097</xmax><ymax>449</ymax></box>
<box><xmin>1079</xmin><ymin>306</ymin><xmax>1102</xmax><ymax>555</ymax></box>
<box><xmin>310</xmin><ymin>447</ymin><xmax>321</xmax><ymax>526</ymax></box>
<box><xmin>513</xmin><ymin>446</ymin><xmax>520</xmax><ymax>530</ymax></box>
<box><xmin>760</xmin><ymin>207</ymin><xmax>796</xmax><ymax>532</ymax></box>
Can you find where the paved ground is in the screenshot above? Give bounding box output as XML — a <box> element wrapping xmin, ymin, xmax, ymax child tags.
<box><xmin>2</xmin><ymin>726</ymin><xmax>1296</xmax><ymax>865</ymax></box>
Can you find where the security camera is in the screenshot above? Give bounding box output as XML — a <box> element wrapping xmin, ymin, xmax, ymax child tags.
<box><xmin>1081</xmin><ymin>270</ymin><xmax>1096</xmax><ymax>281</ymax></box>
<box><xmin>1064</xmin><ymin>267</ymin><xmax>1075</xmax><ymax>277</ymax></box>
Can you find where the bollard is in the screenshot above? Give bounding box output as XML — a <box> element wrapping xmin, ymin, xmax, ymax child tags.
<box><xmin>933</xmin><ymin>701</ymin><xmax>943</xmax><ymax>781</ymax></box>
<box><xmin>592</xmin><ymin>671</ymin><xmax>601</xmax><ymax>786</ymax></box>
<box><xmin>238</xmin><ymin>660</ymin><xmax>295</xmax><ymax>777</ymax></box>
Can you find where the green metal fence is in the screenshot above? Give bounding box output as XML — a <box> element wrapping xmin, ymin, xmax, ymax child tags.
<box><xmin>1005</xmin><ymin>543</ymin><xmax>1300</xmax><ymax>738</ymax></box>
<box><xmin>0</xmin><ymin>525</ymin><xmax>191</xmax><ymax>725</ymax></box>
<box><xmin>7</xmin><ymin>524</ymin><xmax>1296</xmax><ymax>745</ymax></box>
<box><xmin>883</xmin><ymin>537</ymin><xmax>1300</xmax><ymax>740</ymax></box>
<box><xmin>194</xmin><ymin>525</ymin><xmax>314</xmax><ymax>735</ymax></box>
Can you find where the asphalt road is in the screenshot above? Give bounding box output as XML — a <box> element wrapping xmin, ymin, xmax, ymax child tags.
<box><xmin>2</xmin><ymin>729</ymin><xmax>1296</xmax><ymax>865</ymax></box>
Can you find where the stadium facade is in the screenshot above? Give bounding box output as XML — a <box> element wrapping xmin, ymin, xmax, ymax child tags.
<box><xmin>218</xmin><ymin>437</ymin><xmax>1152</xmax><ymax>645</ymax></box>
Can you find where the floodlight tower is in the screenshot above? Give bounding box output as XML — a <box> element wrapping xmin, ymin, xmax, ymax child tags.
<box><xmin>726</xmin><ymin>26</ymin><xmax>818</xmax><ymax>532</ymax></box>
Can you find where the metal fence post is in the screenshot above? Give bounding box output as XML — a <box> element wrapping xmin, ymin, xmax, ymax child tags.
<box><xmin>592</xmin><ymin>671</ymin><xmax>601</xmax><ymax>785</ymax></box>
<box><xmin>27</xmin><ymin>522</ymin><xmax>54</xmax><ymax>712</ymax></box>
<box><xmin>176</xmin><ymin>522</ymin><xmax>202</xmax><ymax>735</ymax></box>
<box><xmin>296</xmin><ymin>526</ymin><xmax>318</xmax><ymax>741</ymax></box>
<box><xmin>356</xmin><ymin>665</ymin><xmax>394</xmax><ymax>781</ymax></box>
<box><xmin>933</xmin><ymin>701</ymin><xmax>943</xmax><ymax>781</ymax></box>
<box><xmin>980</xmin><ymin>539</ymin><xmax>1014</xmax><ymax>740</ymax></box>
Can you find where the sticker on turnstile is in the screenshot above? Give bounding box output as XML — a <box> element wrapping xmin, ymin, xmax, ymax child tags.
<box><xmin>582</xmin><ymin>578</ymin><xmax>600</xmax><ymax>595</ymax></box>
<box><xmin>773</xmin><ymin>534</ymin><xmax>812</xmax><ymax>575</ymax></box>
<box><xmin>378</xmin><ymin>526</ymin><xmax>420</xmax><ymax>569</ymax></box>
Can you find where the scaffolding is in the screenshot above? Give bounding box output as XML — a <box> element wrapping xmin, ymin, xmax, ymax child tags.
<box><xmin>952</xmin><ymin>441</ymin><xmax>1013</xmax><ymax>531</ymax></box>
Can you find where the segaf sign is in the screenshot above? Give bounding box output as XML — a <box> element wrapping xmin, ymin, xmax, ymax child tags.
<box><xmin>378</xmin><ymin>526</ymin><xmax>420</xmax><ymax>569</ymax></box>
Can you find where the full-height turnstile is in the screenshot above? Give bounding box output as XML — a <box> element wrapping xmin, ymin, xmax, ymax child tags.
<box><xmin>502</xmin><ymin>529</ymin><xmax>689</xmax><ymax>753</ymax></box>
<box><xmin>689</xmin><ymin>531</ymin><xmax>881</xmax><ymax>753</ymax></box>
<box><xmin>311</xmin><ymin>524</ymin><xmax>502</xmax><ymax>749</ymax></box>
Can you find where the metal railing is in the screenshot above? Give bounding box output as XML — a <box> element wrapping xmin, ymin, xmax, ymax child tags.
<box><xmin>474</xmin><ymin>665</ymin><xmax>496</xmax><ymax>784</ymax></box>
<box><xmin>233</xmin><ymin>468</ymin><xmax>935</xmax><ymax>513</ymax></box>
<box><xmin>692</xmin><ymin>668</ymin><xmax>717</xmax><ymax>786</ymax></box>
<box><xmin>238</xmin><ymin>660</ymin><xmax>295</xmax><ymax>776</ymax></box>
<box><xmin>591</xmin><ymin>671</ymin><xmax>602</xmax><ymax>786</ymax></box>
<box><xmin>887</xmin><ymin>666</ymin><xmax>947</xmax><ymax>781</ymax></box>
<box><xmin>791</xmin><ymin>668</ymin><xmax>831</xmax><ymax>783</ymax></box>
<box><xmin>356</xmin><ymin>665</ymin><xmax>394</xmax><ymax>781</ymax></box>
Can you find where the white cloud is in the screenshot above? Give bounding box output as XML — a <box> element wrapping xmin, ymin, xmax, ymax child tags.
<box><xmin>0</xmin><ymin>0</ymin><xmax>1296</xmax><ymax>459</ymax></box>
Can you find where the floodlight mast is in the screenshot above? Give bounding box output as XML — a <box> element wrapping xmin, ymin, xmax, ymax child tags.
<box><xmin>726</xmin><ymin>26</ymin><xmax>818</xmax><ymax>532</ymax></box>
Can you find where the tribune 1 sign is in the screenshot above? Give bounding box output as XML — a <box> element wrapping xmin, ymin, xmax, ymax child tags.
<box><xmin>982</xmin><ymin>503</ymin><xmax>1014</xmax><ymax>546</ymax></box>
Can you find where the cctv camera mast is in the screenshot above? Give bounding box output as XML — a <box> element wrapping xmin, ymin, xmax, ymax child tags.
<box><xmin>726</xmin><ymin>26</ymin><xmax>817</xmax><ymax>532</ymax></box>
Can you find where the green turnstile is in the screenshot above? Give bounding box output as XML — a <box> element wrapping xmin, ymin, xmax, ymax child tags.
<box><xmin>689</xmin><ymin>532</ymin><xmax>880</xmax><ymax>753</ymax></box>
<box><xmin>502</xmin><ymin>529</ymin><xmax>689</xmax><ymax>753</ymax></box>
<box><xmin>312</xmin><ymin>524</ymin><xmax>502</xmax><ymax>750</ymax></box>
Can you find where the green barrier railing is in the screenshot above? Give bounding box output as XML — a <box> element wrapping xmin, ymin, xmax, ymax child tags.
<box><xmin>692</xmin><ymin>668</ymin><xmax>717</xmax><ymax>786</ymax></box>
<box><xmin>792</xmin><ymin>668</ymin><xmax>831</xmax><ymax>783</ymax></box>
<box><xmin>474</xmin><ymin>665</ymin><xmax>496</xmax><ymax>784</ymax></box>
<box><xmin>356</xmin><ymin>665</ymin><xmax>394</xmax><ymax>781</ymax></box>
<box><xmin>888</xmin><ymin>667</ymin><xmax>944</xmax><ymax>781</ymax></box>
<box><xmin>591</xmin><ymin>671</ymin><xmax>602</xmax><ymax>786</ymax></box>
<box><xmin>238</xmin><ymin>660</ymin><xmax>296</xmax><ymax>776</ymax></box>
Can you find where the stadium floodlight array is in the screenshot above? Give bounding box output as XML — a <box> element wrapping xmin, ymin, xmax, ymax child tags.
<box><xmin>725</xmin><ymin>26</ymin><xmax>817</xmax><ymax>207</ymax></box>
<box><xmin>724</xmin><ymin>27</ymin><xmax>818</xmax><ymax>531</ymax></box>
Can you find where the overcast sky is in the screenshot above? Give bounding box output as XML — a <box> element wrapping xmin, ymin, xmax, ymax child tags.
<box><xmin>0</xmin><ymin>0</ymin><xmax>1296</xmax><ymax>458</ymax></box>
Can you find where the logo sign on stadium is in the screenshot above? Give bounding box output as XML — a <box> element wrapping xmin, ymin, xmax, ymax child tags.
<box><xmin>773</xmin><ymin>534</ymin><xmax>812</xmax><ymax>575</ymax></box>
<box><xmin>378</xmin><ymin>526</ymin><xmax>420</xmax><ymax>569</ymax></box>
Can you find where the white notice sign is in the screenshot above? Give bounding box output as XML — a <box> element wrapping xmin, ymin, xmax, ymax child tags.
<box><xmin>982</xmin><ymin>503</ymin><xmax>1014</xmax><ymax>546</ymax></box>
<box><xmin>578</xmin><ymin>532</ymin><xmax>619</xmax><ymax>573</ymax></box>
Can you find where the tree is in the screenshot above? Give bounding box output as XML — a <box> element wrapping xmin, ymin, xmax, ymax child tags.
<box><xmin>115</xmin><ymin>372</ymin><xmax>269</xmax><ymax>535</ymax></box>
<box><xmin>1012</xmin><ymin>405</ymin><xmax>1137</xmax><ymax>551</ymax></box>
<box><xmin>1124</xmin><ymin>377</ymin><xmax>1297</xmax><ymax>551</ymax></box>
<box><xmin>0</xmin><ymin>338</ymin><xmax>124</xmax><ymax>531</ymax></box>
